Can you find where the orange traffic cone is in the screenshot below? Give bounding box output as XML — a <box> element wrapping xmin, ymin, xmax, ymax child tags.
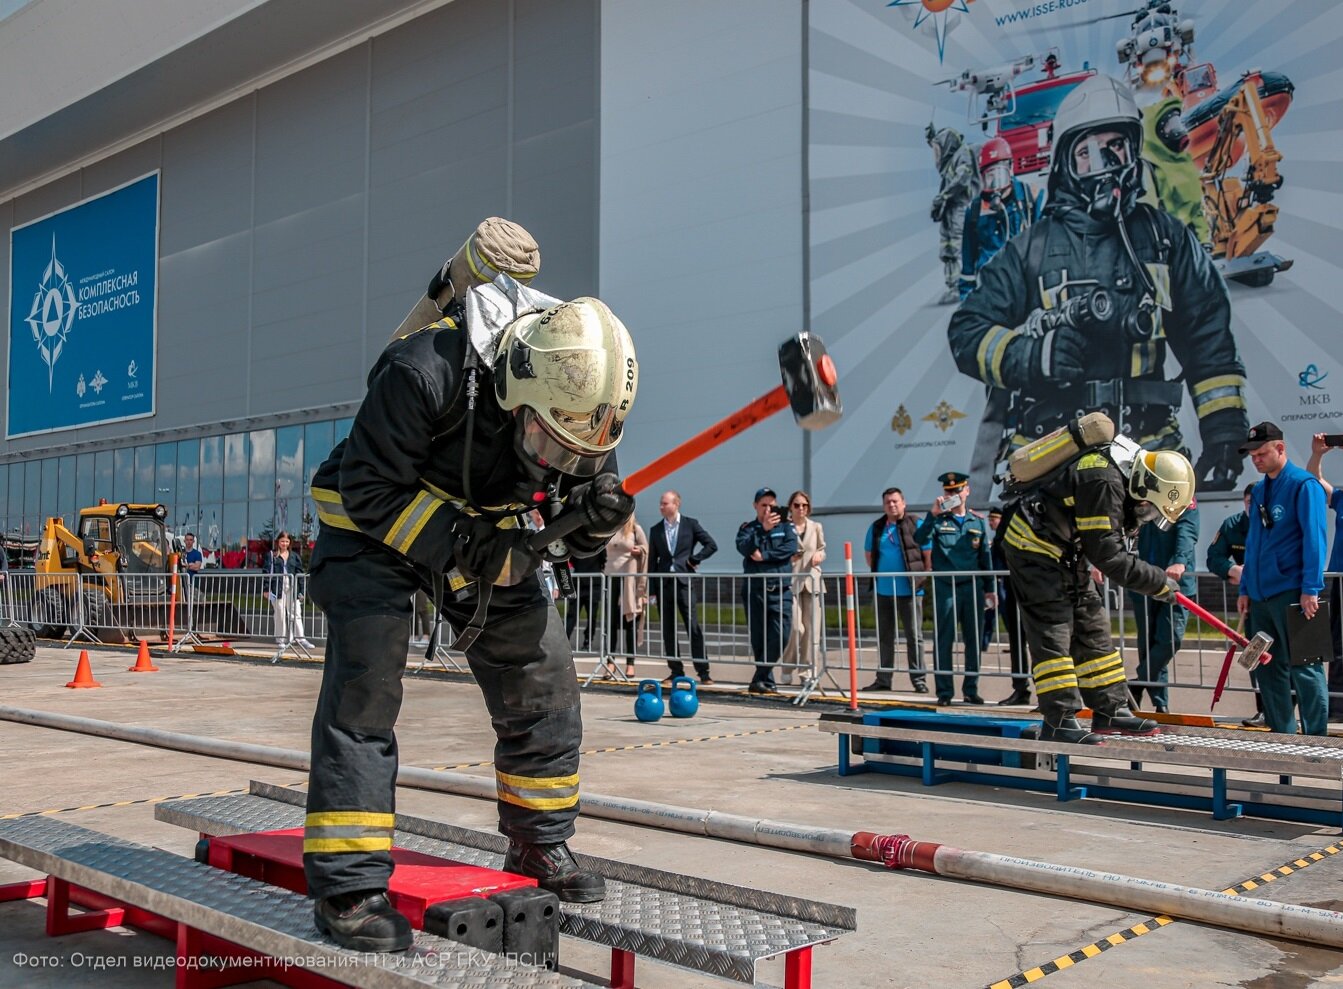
<box><xmin>65</xmin><ymin>651</ymin><xmax>102</xmax><ymax>689</ymax></box>
<box><xmin>128</xmin><ymin>639</ymin><xmax>159</xmax><ymax>673</ymax></box>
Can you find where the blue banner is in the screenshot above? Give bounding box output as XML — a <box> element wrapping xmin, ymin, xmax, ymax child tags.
<box><xmin>8</xmin><ymin>172</ymin><xmax>159</xmax><ymax>438</ymax></box>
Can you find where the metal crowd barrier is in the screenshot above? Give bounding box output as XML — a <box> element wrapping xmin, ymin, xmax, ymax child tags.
<box><xmin>6</xmin><ymin>564</ymin><xmax>1339</xmax><ymax>711</ymax></box>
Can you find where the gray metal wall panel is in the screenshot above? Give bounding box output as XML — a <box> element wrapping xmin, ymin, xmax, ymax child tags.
<box><xmin>365</xmin><ymin>0</ymin><xmax>511</xmax><ymax>350</ymax></box>
<box><xmin>1</xmin><ymin>0</ymin><xmax>600</xmax><ymax>462</ymax></box>
<box><xmin>599</xmin><ymin>0</ymin><xmax>805</xmax><ymax>556</ymax></box>
<box><xmin>250</xmin><ymin>46</ymin><xmax>369</xmax><ymax>416</ymax></box>
<box><xmin>155</xmin><ymin>98</ymin><xmax>255</xmax><ymax>432</ymax></box>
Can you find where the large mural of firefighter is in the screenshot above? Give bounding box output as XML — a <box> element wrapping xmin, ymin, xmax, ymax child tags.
<box><xmin>808</xmin><ymin>0</ymin><xmax>1335</xmax><ymax>506</ymax></box>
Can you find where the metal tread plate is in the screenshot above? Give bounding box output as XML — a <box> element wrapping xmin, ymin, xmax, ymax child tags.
<box><xmin>819</xmin><ymin>717</ymin><xmax>1343</xmax><ymax>779</ymax></box>
<box><xmin>0</xmin><ymin>816</ymin><xmax>594</xmax><ymax>989</ymax></box>
<box><xmin>154</xmin><ymin>787</ymin><xmax>854</xmax><ymax>985</ymax></box>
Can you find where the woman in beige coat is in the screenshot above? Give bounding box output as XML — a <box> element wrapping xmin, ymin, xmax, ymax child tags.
<box><xmin>779</xmin><ymin>490</ymin><xmax>825</xmax><ymax>685</ymax></box>
<box><xmin>604</xmin><ymin>512</ymin><xmax>649</xmax><ymax>678</ymax></box>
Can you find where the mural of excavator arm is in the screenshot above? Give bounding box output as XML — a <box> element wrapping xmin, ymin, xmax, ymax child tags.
<box><xmin>1201</xmin><ymin>70</ymin><xmax>1292</xmax><ymax>287</ymax></box>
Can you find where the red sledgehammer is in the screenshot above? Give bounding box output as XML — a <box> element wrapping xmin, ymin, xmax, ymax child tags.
<box><xmin>1172</xmin><ymin>592</ymin><xmax>1273</xmax><ymax>711</ymax></box>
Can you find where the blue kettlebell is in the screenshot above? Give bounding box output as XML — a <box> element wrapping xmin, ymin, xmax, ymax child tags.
<box><xmin>668</xmin><ymin>676</ymin><xmax>699</xmax><ymax>718</ymax></box>
<box><xmin>634</xmin><ymin>679</ymin><xmax>665</xmax><ymax>722</ymax></box>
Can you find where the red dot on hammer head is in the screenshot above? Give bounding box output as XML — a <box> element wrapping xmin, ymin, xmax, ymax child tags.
<box><xmin>817</xmin><ymin>354</ymin><xmax>838</xmax><ymax>387</ymax></box>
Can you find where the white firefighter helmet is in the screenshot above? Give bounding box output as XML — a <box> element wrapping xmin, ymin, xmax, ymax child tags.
<box><xmin>1127</xmin><ymin>449</ymin><xmax>1195</xmax><ymax>528</ymax></box>
<box><xmin>493</xmin><ymin>298</ymin><xmax>637</xmax><ymax>477</ymax></box>
<box><xmin>1047</xmin><ymin>74</ymin><xmax>1144</xmax><ymax>215</ymax></box>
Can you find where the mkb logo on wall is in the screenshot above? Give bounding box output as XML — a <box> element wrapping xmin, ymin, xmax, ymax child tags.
<box><xmin>8</xmin><ymin>172</ymin><xmax>160</xmax><ymax>438</ymax></box>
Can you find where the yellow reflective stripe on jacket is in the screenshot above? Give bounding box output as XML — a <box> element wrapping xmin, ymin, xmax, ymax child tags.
<box><xmin>1076</xmin><ymin>515</ymin><xmax>1111</xmax><ymax>532</ymax></box>
<box><xmin>1191</xmin><ymin>374</ymin><xmax>1247</xmax><ymax>419</ymax></box>
<box><xmin>384</xmin><ymin>490</ymin><xmax>446</xmax><ymax>555</ymax></box>
<box><xmin>1004</xmin><ymin>515</ymin><xmax>1063</xmax><ymax>561</ymax></box>
<box><xmin>976</xmin><ymin>324</ymin><xmax>1021</xmax><ymax>389</ymax></box>
<box><xmin>303</xmin><ymin>810</ymin><xmax>395</xmax><ymax>854</ymax></box>
<box><xmin>496</xmin><ymin>770</ymin><xmax>580</xmax><ymax>812</ymax></box>
<box><xmin>311</xmin><ymin>486</ymin><xmax>359</xmax><ymax>531</ymax></box>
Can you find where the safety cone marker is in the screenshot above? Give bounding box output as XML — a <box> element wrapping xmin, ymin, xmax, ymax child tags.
<box><xmin>65</xmin><ymin>651</ymin><xmax>103</xmax><ymax>689</ymax></box>
<box><xmin>128</xmin><ymin>639</ymin><xmax>159</xmax><ymax>673</ymax></box>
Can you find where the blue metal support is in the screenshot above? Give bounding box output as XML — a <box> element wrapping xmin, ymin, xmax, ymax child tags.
<box><xmin>1055</xmin><ymin>755</ymin><xmax>1087</xmax><ymax>802</ymax></box>
<box><xmin>1211</xmin><ymin>768</ymin><xmax>1244</xmax><ymax>821</ymax></box>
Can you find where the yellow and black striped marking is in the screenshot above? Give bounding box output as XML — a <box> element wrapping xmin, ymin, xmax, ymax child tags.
<box><xmin>987</xmin><ymin>841</ymin><xmax>1343</xmax><ymax>989</ymax></box>
<box><xmin>1</xmin><ymin>787</ymin><xmax>253</xmax><ymax>821</ymax></box>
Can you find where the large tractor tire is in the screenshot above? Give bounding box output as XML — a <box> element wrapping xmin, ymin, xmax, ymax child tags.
<box><xmin>83</xmin><ymin>590</ymin><xmax>127</xmax><ymax>645</ymax></box>
<box><xmin>0</xmin><ymin>625</ymin><xmax>35</xmax><ymax>664</ymax></box>
<box><xmin>28</xmin><ymin>587</ymin><xmax>69</xmax><ymax>640</ymax></box>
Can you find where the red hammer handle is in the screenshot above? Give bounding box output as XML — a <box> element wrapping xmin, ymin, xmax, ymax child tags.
<box><xmin>1174</xmin><ymin>591</ymin><xmax>1248</xmax><ymax>647</ymax></box>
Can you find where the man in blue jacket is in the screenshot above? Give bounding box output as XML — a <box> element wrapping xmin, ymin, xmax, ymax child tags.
<box><xmin>737</xmin><ymin>488</ymin><xmax>798</xmax><ymax>695</ymax></box>
<box><xmin>1126</xmin><ymin>500</ymin><xmax>1199</xmax><ymax>713</ymax></box>
<box><xmin>1238</xmin><ymin>422</ymin><xmax>1329</xmax><ymax>735</ymax></box>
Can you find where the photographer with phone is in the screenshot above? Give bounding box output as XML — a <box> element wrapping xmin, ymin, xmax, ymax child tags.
<box><xmin>1305</xmin><ymin>433</ymin><xmax>1343</xmax><ymax>719</ymax></box>
<box><xmin>1239</xmin><ymin>423</ymin><xmax>1329</xmax><ymax>735</ymax></box>
<box><xmin>737</xmin><ymin>488</ymin><xmax>798</xmax><ymax>695</ymax></box>
<box><xmin>915</xmin><ymin>472</ymin><xmax>995</xmax><ymax>706</ymax></box>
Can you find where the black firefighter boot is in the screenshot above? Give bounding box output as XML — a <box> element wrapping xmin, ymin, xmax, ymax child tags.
<box><xmin>504</xmin><ymin>840</ymin><xmax>606</xmax><ymax>903</ymax></box>
<box><xmin>1091</xmin><ymin>708</ymin><xmax>1160</xmax><ymax>736</ymax></box>
<box><xmin>314</xmin><ymin>889</ymin><xmax>413</xmax><ymax>952</ymax></box>
<box><xmin>1039</xmin><ymin>715</ymin><xmax>1102</xmax><ymax>745</ymax></box>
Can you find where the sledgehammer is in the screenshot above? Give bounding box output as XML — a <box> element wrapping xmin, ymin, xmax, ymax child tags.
<box><xmin>1171</xmin><ymin>592</ymin><xmax>1273</xmax><ymax>711</ymax></box>
<box><xmin>533</xmin><ymin>332</ymin><xmax>842</xmax><ymax>557</ymax></box>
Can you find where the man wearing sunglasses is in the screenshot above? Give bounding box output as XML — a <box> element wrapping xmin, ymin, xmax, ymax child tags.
<box><xmin>1239</xmin><ymin>422</ymin><xmax>1329</xmax><ymax>735</ymax></box>
<box><xmin>303</xmin><ymin>229</ymin><xmax>637</xmax><ymax>951</ymax></box>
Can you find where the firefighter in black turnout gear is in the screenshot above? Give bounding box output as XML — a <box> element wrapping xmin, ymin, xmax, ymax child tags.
<box><xmin>1001</xmin><ymin>435</ymin><xmax>1196</xmax><ymax>743</ymax></box>
<box><xmin>948</xmin><ymin>74</ymin><xmax>1249</xmax><ymax>491</ymax></box>
<box><xmin>303</xmin><ymin>264</ymin><xmax>637</xmax><ymax>951</ymax></box>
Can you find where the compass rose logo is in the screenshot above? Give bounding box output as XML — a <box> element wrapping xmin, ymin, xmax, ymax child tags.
<box><xmin>887</xmin><ymin>0</ymin><xmax>974</xmax><ymax>62</ymax></box>
<box><xmin>24</xmin><ymin>234</ymin><xmax>78</xmax><ymax>393</ymax></box>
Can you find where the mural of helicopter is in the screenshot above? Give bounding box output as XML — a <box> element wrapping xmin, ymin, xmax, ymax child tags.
<box><xmin>934</xmin><ymin>51</ymin><xmax>1095</xmax><ymax>177</ymax></box>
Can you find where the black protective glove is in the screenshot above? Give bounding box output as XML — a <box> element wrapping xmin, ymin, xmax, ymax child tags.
<box><xmin>1022</xmin><ymin>313</ymin><xmax>1087</xmax><ymax>383</ymax></box>
<box><xmin>930</xmin><ymin>196</ymin><xmax>946</xmax><ymax>223</ymax></box>
<box><xmin>1194</xmin><ymin>440</ymin><xmax>1244</xmax><ymax>492</ymax></box>
<box><xmin>451</xmin><ymin>515</ymin><xmax>543</xmax><ymax>586</ymax></box>
<box><xmin>1151</xmin><ymin>576</ymin><xmax>1182</xmax><ymax>602</ymax></box>
<box><xmin>567</xmin><ymin>473</ymin><xmax>634</xmax><ymax>541</ymax></box>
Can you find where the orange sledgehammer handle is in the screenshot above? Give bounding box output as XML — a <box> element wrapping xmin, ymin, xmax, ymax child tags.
<box><xmin>529</xmin><ymin>385</ymin><xmax>791</xmax><ymax>551</ymax></box>
<box><xmin>622</xmin><ymin>386</ymin><xmax>790</xmax><ymax>496</ymax></box>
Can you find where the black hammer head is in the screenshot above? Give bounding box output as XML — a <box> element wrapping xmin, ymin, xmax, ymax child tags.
<box><xmin>778</xmin><ymin>332</ymin><xmax>842</xmax><ymax>430</ymax></box>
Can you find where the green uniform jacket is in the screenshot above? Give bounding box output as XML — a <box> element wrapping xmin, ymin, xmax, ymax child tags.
<box><xmin>914</xmin><ymin>510</ymin><xmax>992</xmax><ymax>579</ymax></box>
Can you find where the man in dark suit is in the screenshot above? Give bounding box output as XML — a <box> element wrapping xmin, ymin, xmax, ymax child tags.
<box><xmin>649</xmin><ymin>490</ymin><xmax>717</xmax><ymax>683</ymax></box>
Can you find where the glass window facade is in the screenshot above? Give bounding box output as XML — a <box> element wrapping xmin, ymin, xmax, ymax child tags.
<box><xmin>0</xmin><ymin>415</ymin><xmax>352</xmax><ymax>567</ymax></box>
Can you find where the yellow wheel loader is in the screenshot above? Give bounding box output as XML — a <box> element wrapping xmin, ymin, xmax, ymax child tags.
<box><xmin>31</xmin><ymin>502</ymin><xmax>171</xmax><ymax>643</ymax></box>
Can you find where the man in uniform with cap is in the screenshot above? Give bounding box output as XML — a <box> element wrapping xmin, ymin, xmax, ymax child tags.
<box><xmin>915</xmin><ymin>472</ymin><xmax>995</xmax><ymax>705</ymax></box>
<box><xmin>737</xmin><ymin>487</ymin><xmax>798</xmax><ymax>694</ymax></box>
<box><xmin>1238</xmin><ymin>422</ymin><xmax>1330</xmax><ymax>735</ymax></box>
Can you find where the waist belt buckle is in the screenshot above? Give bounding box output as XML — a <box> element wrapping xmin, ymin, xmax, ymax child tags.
<box><xmin>1084</xmin><ymin>380</ymin><xmax>1122</xmax><ymax>408</ymax></box>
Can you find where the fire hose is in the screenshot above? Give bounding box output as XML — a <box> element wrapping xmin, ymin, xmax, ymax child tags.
<box><xmin>2</xmin><ymin>705</ymin><xmax>1341</xmax><ymax>949</ymax></box>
